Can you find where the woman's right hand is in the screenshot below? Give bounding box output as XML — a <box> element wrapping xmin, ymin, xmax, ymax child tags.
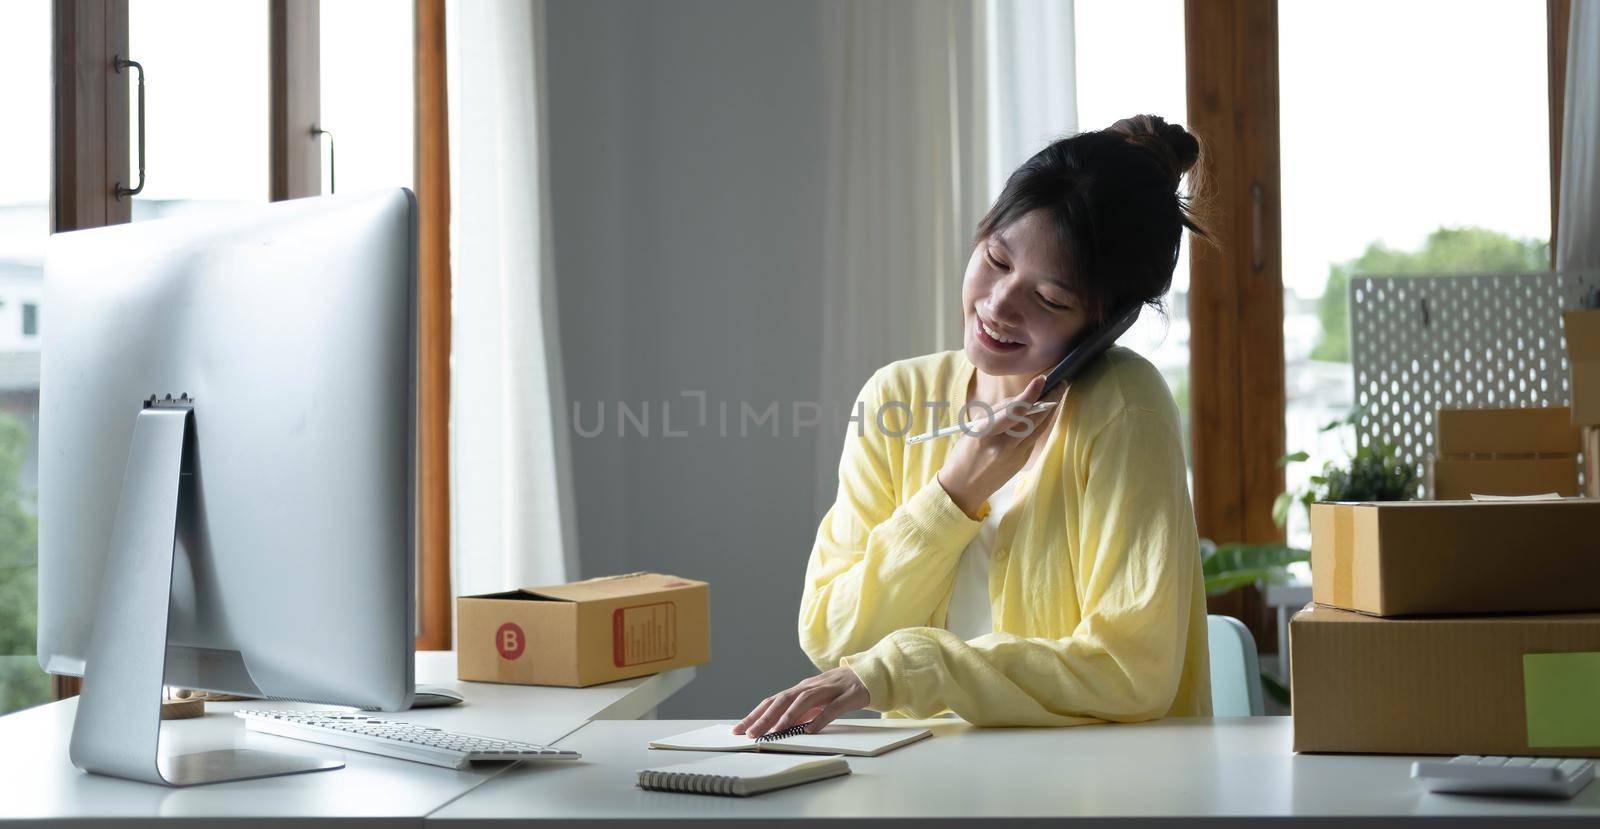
<box><xmin>936</xmin><ymin>373</ymin><xmax>1054</xmax><ymax>519</ymax></box>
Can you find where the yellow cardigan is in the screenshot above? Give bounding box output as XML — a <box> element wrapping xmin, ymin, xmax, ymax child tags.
<box><xmin>799</xmin><ymin>347</ymin><xmax>1211</xmax><ymax>725</ymax></box>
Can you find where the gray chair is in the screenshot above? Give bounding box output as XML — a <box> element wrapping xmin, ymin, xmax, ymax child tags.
<box><xmin>1207</xmin><ymin>614</ymin><xmax>1264</xmax><ymax>716</ymax></box>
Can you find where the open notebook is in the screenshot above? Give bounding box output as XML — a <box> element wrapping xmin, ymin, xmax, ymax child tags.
<box><xmin>637</xmin><ymin>753</ymin><xmax>850</xmax><ymax>797</ymax></box>
<box><xmin>648</xmin><ymin>723</ymin><xmax>931</xmax><ymax>757</ymax></box>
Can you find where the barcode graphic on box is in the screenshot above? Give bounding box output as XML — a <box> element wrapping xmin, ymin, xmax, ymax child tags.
<box><xmin>613</xmin><ymin>602</ymin><xmax>676</xmax><ymax>667</ymax></box>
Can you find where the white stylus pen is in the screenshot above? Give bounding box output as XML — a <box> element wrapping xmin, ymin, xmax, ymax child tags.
<box><xmin>905</xmin><ymin>401</ymin><xmax>1058</xmax><ymax>445</ymax></box>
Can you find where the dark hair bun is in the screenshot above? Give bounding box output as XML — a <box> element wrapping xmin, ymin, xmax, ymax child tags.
<box><xmin>1109</xmin><ymin>114</ymin><xmax>1199</xmax><ymax>185</ymax></box>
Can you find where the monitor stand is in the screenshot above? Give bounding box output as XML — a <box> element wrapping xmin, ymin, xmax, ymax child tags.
<box><xmin>68</xmin><ymin>397</ymin><xmax>344</xmax><ymax>786</ymax></box>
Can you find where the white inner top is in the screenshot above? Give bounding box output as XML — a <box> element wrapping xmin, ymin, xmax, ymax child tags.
<box><xmin>944</xmin><ymin>473</ymin><xmax>1022</xmax><ymax>641</ymax></box>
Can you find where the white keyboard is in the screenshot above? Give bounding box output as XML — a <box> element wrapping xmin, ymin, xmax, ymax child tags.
<box><xmin>1412</xmin><ymin>755</ymin><xmax>1595</xmax><ymax>798</ymax></box>
<box><xmin>235</xmin><ymin>709</ymin><xmax>581</xmax><ymax>770</ymax></box>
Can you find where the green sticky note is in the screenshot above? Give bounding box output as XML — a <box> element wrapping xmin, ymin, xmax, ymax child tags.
<box><xmin>1524</xmin><ymin>652</ymin><xmax>1600</xmax><ymax>748</ymax></box>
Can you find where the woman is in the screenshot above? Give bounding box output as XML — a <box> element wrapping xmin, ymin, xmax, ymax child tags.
<box><xmin>735</xmin><ymin>115</ymin><xmax>1212</xmax><ymax>738</ymax></box>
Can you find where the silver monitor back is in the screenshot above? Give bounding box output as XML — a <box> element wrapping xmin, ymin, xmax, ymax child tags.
<box><xmin>38</xmin><ymin>189</ymin><xmax>416</xmax><ymax>712</ymax></box>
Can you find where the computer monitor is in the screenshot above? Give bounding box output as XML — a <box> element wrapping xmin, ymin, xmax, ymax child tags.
<box><xmin>37</xmin><ymin>189</ymin><xmax>417</xmax><ymax>785</ymax></box>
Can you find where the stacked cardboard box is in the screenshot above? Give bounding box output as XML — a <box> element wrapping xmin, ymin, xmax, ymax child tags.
<box><xmin>1428</xmin><ymin>407</ymin><xmax>1579</xmax><ymax>500</ymax></box>
<box><xmin>1292</xmin><ymin>499</ymin><xmax>1600</xmax><ymax>756</ymax></box>
<box><xmin>1587</xmin><ymin>427</ymin><xmax>1600</xmax><ymax>500</ymax></box>
<box><xmin>1566</xmin><ymin>310</ymin><xmax>1600</xmax><ymax>498</ymax></box>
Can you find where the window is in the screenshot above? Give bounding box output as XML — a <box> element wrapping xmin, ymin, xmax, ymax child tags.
<box><xmin>321</xmin><ymin>1</ymin><xmax>415</xmax><ymax>194</ymax></box>
<box><xmin>0</xmin><ymin>0</ymin><xmax>50</xmax><ymax>716</ymax></box>
<box><xmin>33</xmin><ymin>4</ymin><xmax>436</xmax><ymax>708</ymax></box>
<box><xmin>1278</xmin><ymin>0</ymin><xmax>1550</xmax><ymax>548</ymax></box>
<box><xmin>982</xmin><ymin>0</ymin><xmax>1190</xmax><ymax>471</ymax></box>
<box><xmin>128</xmin><ymin>0</ymin><xmax>270</xmax><ymax>220</ymax></box>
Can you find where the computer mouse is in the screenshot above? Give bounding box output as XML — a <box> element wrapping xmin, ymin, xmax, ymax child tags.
<box><xmin>411</xmin><ymin>684</ymin><xmax>465</xmax><ymax>708</ymax></box>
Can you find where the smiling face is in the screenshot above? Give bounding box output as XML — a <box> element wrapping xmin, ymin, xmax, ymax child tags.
<box><xmin>961</xmin><ymin>209</ymin><xmax>1092</xmax><ymax>383</ymax></box>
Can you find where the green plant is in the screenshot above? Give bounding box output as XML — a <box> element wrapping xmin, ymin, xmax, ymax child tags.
<box><xmin>0</xmin><ymin>411</ymin><xmax>43</xmax><ymax>714</ymax></box>
<box><xmin>1203</xmin><ymin>409</ymin><xmax>1416</xmax><ymax>709</ymax></box>
<box><xmin>1200</xmin><ymin>411</ymin><xmax>1422</xmax><ymax>708</ymax></box>
<box><xmin>1259</xmin><ymin>672</ymin><xmax>1289</xmax><ymax>707</ymax></box>
<box><xmin>1203</xmin><ymin>408</ymin><xmax>1420</xmax><ymax>707</ymax></box>
<box><xmin>1273</xmin><ymin>409</ymin><xmax>1418</xmax><ymax>530</ymax></box>
<box><xmin>1200</xmin><ymin>539</ymin><xmax>1309</xmax><ymax>598</ymax></box>
<box><xmin>1199</xmin><ymin>539</ymin><xmax>1306</xmax><ymax>709</ymax></box>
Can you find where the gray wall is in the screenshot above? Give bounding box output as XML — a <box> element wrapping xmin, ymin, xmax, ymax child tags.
<box><xmin>545</xmin><ymin>0</ymin><xmax>831</xmax><ymax>718</ymax></box>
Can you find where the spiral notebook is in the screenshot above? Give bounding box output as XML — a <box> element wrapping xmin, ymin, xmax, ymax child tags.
<box><xmin>637</xmin><ymin>753</ymin><xmax>850</xmax><ymax>797</ymax></box>
<box><xmin>648</xmin><ymin>723</ymin><xmax>931</xmax><ymax>757</ymax></box>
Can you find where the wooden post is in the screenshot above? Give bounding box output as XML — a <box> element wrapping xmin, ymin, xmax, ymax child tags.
<box><xmin>1548</xmin><ymin>0</ymin><xmax>1571</xmax><ymax>266</ymax></box>
<box><xmin>269</xmin><ymin>0</ymin><xmax>321</xmax><ymax>201</ymax></box>
<box><xmin>416</xmin><ymin>0</ymin><xmax>453</xmax><ymax>651</ymax></box>
<box><xmin>1185</xmin><ymin>0</ymin><xmax>1286</xmax><ymax>646</ymax></box>
<box><xmin>51</xmin><ymin>0</ymin><xmax>130</xmax><ymax>233</ymax></box>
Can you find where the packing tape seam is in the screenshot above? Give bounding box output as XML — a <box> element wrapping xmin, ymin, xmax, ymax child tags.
<box><xmin>1332</xmin><ymin>507</ymin><xmax>1354</xmax><ymax>609</ymax></box>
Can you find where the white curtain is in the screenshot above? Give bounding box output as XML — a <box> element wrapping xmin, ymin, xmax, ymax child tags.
<box><xmin>813</xmin><ymin>0</ymin><xmax>1077</xmax><ymax>510</ymax></box>
<box><xmin>986</xmin><ymin>0</ymin><xmax>1078</xmax><ymax>199</ymax></box>
<box><xmin>1558</xmin><ymin>0</ymin><xmax>1600</xmax><ymax>274</ymax></box>
<box><xmin>445</xmin><ymin>0</ymin><xmax>578</xmax><ymax>606</ymax></box>
<box><xmin>814</xmin><ymin>0</ymin><xmax>986</xmax><ymax>511</ymax></box>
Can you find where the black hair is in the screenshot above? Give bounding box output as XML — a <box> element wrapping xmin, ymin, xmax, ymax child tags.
<box><xmin>974</xmin><ymin>114</ymin><xmax>1212</xmax><ymax>326</ymax></box>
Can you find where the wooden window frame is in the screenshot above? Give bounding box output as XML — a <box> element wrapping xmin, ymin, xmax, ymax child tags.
<box><xmin>1184</xmin><ymin>0</ymin><xmax>1286</xmax><ymax>647</ymax></box>
<box><xmin>267</xmin><ymin>0</ymin><xmax>454</xmax><ymax>652</ymax></box>
<box><xmin>51</xmin><ymin>0</ymin><xmax>130</xmax><ymax>234</ymax></box>
<box><xmin>415</xmin><ymin>0</ymin><xmax>452</xmax><ymax>652</ymax></box>
<box><xmin>49</xmin><ymin>0</ymin><xmax>131</xmax><ymax>700</ymax></box>
<box><xmin>48</xmin><ymin>0</ymin><xmax>451</xmax><ymax>700</ymax></box>
<box><xmin>1184</xmin><ymin>0</ymin><xmax>1570</xmax><ymax>649</ymax></box>
<box><xmin>269</xmin><ymin>0</ymin><xmax>321</xmax><ymax>200</ymax></box>
<box><xmin>1549</xmin><ymin>0</ymin><xmax>1570</xmax><ymax>263</ymax></box>
<box><xmin>42</xmin><ymin>0</ymin><xmax>1570</xmax><ymax>695</ymax></box>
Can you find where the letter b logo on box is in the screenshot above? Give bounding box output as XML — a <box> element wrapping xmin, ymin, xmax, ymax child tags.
<box><xmin>495</xmin><ymin>622</ymin><xmax>526</xmax><ymax>660</ymax></box>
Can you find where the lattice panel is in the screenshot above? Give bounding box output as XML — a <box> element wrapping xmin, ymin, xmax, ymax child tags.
<box><xmin>1349</xmin><ymin>271</ymin><xmax>1600</xmax><ymax>497</ymax></box>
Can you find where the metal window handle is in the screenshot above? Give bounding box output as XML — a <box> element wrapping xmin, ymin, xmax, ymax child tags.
<box><xmin>114</xmin><ymin>55</ymin><xmax>145</xmax><ymax>200</ymax></box>
<box><xmin>1250</xmin><ymin>181</ymin><xmax>1264</xmax><ymax>273</ymax></box>
<box><xmin>313</xmin><ymin>127</ymin><xmax>335</xmax><ymax>194</ymax></box>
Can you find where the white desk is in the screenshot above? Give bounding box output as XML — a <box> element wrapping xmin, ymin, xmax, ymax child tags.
<box><xmin>0</xmin><ymin>652</ymin><xmax>694</xmax><ymax>827</ymax></box>
<box><xmin>407</xmin><ymin>652</ymin><xmax>696</xmax><ymax>743</ymax></box>
<box><xmin>430</xmin><ymin>718</ymin><xmax>1600</xmax><ymax>827</ymax></box>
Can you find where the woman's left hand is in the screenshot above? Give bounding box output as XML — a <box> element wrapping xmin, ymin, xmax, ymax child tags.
<box><xmin>733</xmin><ymin>666</ymin><xmax>871</xmax><ymax>738</ymax></box>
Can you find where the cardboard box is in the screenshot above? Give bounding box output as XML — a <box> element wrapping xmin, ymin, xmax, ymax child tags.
<box><xmin>1310</xmin><ymin>500</ymin><xmax>1600</xmax><ymax>616</ymax></box>
<box><xmin>1431</xmin><ymin>456</ymin><xmax>1578</xmax><ymax>500</ymax></box>
<box><xmin>1435</xmin><ymin>407</ymin><xmax>1579</xmax><ymax>456</ymax></box>
<box><xmin>1586</xmin><ymin>427</ymin><xmax>1599</xmax><ymax>499</ymax></box>
<box><xmin>1430</xmin><ymin>407</ymin><xmax>1579</xmax><ymax>499</ymax></box>
<box><xmin>1566</xmin><ymin>309</ymin><xmax>1600</xmax><ymax>427</ymax></box>
<box><xmin>1290</xmin><ymin>604</ymin><xmax>1600</xmax><ymax>756</ymax></box>
<box><xmin>457</xmin><ymin>572</ymin><xmax>708</xmax><ymax>687</ymax></box>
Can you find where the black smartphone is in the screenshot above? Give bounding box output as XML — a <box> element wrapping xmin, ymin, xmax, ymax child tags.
<box><xmin>1039</xmin><ymin>304</ymin><xmax>1141</xmax><ymax>398</ymax></box>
